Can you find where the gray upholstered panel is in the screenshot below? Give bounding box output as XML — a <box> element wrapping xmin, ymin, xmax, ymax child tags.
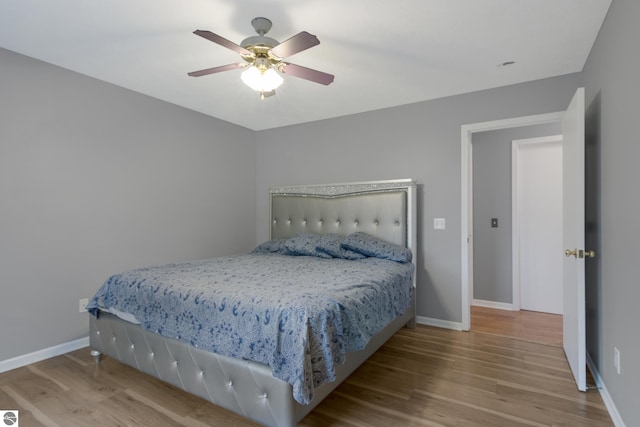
<box><xmin>271</xmin><ymin>191</ymin><xmax>407</xmax><ymax>246</ymax></box>
<box><xmin>90</xmin><ymin>313</ymin><xmax>296</xmax><ymax>427</ymax></box>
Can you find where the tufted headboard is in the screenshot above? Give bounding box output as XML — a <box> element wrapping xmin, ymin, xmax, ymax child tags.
<box><xmin>270</xmin><ymin>179</ymin><xmax>417</xmax><ymax>256</ymax></box>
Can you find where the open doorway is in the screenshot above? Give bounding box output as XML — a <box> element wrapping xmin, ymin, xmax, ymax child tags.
<box><xmin>459</xmin><ymin>111</ymin><xmax>565</xmax><ymax>329</ymax></box>
<box><xmin>468</xmin><ymin>124</ymin><xmax>563</xmax><ymax>345</ymax></box>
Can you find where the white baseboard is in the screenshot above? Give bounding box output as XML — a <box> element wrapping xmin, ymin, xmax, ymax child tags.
<box><xmin>472</xmin><ymin>299</ymin><xmax>516</xmax><ymax>311</ymax></box>
<box><xmin>587</xmin><ymin>353</ymin><xmax>626</xmax><ymax>427</ymax></box>
<box><xmin>416</xmin><ymin>316</ymin><xmax>464</xmax><ymax>331</ymax></box>
<box><xmin>0</xmin><ymin>337</ymin><xmax>89</xmax><ymax>374</ymax></box>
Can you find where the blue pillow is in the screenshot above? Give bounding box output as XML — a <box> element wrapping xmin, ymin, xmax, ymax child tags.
<box><xmin>251</xmin><ymin>238</ymin><xmax>287</xmax><ymax>254</ymax></box>
<box><xmin>341</xmin><ymin>232</ymin><xmax>412</xmax><ymax>263</ymax></box>
<box><xmin>315</xmin><ymin>234</ymin><xmax>366</xmax><ymax>260</ymax></box>
<box><xmin>284</xmin><ymin>233</ymin><xmax>332</xmax><ymax>258</ymax></box>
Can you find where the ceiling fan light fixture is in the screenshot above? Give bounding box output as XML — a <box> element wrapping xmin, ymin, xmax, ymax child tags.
<box><xmin>241</xmin><ymin>66</ymin><xmax>283</xmax><ymax>93</ymax></box>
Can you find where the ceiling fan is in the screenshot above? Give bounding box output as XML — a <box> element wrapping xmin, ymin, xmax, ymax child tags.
<box><xmin>188</xmin><ymin>17</ymin><xmax>335</xmax><ymax>99</ymax></box>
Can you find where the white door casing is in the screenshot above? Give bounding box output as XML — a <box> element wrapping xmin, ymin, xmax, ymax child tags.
<box><xmin>562</xmin><ymin>87</ymin><xmax>587</xmax><ymax>391</ymax></box>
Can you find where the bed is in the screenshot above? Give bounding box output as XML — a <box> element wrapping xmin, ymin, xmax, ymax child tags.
<box><xmin>88</xmin><ymin>178</ymin><xmax>417</xmax><ymax>427</ymax></box>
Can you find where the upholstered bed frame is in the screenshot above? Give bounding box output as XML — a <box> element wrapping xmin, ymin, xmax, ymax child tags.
<box><xmin>89</xmin><ymin>179</ymin><xmax>417</xmax><ymax>427</ymax></box>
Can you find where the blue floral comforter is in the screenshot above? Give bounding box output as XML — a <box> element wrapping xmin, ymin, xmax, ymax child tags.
<box><xmin>87</xmin><ymin>253</ymin><xmax>414</xmax><ymax>404</ymax></box>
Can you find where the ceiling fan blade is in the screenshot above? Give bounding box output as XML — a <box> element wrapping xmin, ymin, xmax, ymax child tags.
<box><xmin>270</xmin><ymin>31</ymin><xmax>319</xmax><ymax>59</ymax></box>
<box><xmin>281</xmin><ymin>63</ymin><xmax>334</xmax><ymax>85</ymax></box>
<box><xmin>188</xmin><ymin>63</ymin><xmax>244</xmax><ymax>77</ymax></box>
<box><xmin>193</xmin><ymin>30</ymin><xmax>252</xmax><ymax>56</ymax></box>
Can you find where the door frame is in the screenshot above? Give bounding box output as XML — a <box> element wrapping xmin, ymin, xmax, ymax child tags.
<box><xmin>512</xmin><ymin>135</ymin><xmax>563</xmax><ymax>313</ymax></box>
<box><xmin>460</xmin><ymin>112</ymin><xmax>564</xmax><ymax>330</ymax></box>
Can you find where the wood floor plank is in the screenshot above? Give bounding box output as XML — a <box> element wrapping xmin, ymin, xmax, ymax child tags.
<box><xmin>320</xmin><ymin>385</ymin><xmax>453</xmax><ymax>427</ymax></box>
<box><xmin>0</xmin><ymin>366</ymin><xmax>67</xmax><ymax>405</ymax></box>
<box><xmin>413</xmin><ymin>377</ymin><xmax>553</xmax><ymax>426</ymax></box>
<box><xmin>1</xmin><ymin>385</ymin><xmax>60</xmax><ymax>427</ymax></box>
<box><xmin>189</xmin><ymin>399</ymin><xmax>262</xmax><ymax>427</ymax></box>
<box><xmin>96</xmin><ymin>392</ymin><xmax>187</xmax><ymax>426</ymax></box>
<box><xmin>451</xmin><ymin>358</ymin><xmax>605</xmax><ymax>406</ymax></box>
<box><xmin>411</xmin><ymin>388</ymin><xmax>550</xmax><ymax>427</ymax></box>
<box><xmin>0</xmin><ymin>386</ymin><xmax>47</xmax><ymax>427</ymax></box>
<box><xmin>471</xmin><ymin>306</ymin><xmax>563</xmax><ymax>347</ymax></box>
<box><xmin>0</xmin><ymin>324</ymin><xmax>613</xmax><ymax>426</ymax></box>
<box><xmin>33</xmin><ymin>354</ymin><xmax>121</xmax><ymax>403</ymax></box>
<box><xmin>29</xmin><ymin>390</ymin><xmax>106</xmax><ymax>427</ymax></box>
<box><xmin>495</xmin><ymin>382</ymin><xmax>610</xmax><ymax>422</ymax></box>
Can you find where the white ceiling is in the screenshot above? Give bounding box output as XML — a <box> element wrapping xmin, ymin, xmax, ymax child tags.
<box><xmin>0</xmin><ymin>0</ymin><xmax>611</xmax><ymax>131</ymax></box>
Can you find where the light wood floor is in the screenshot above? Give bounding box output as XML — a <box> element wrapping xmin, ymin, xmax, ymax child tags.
<box><xmin>0</xmin><ymin>325</ymin><xmax>612</xmax><ymax>426</ymax></box>
<box><xmin>471</xmin><ymin>305</ymin><xmax>563</xmax><ymax>347</ymax></box>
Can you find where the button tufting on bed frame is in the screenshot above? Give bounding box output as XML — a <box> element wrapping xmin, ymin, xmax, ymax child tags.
<box><xmin>90</xmin><ymin>312</ymin><xmax>297</xmax><ymax>427</ymax></box>
<box><xmin>270</xmin><ymin>192</ymin><xmax>408</xmax><ymax>246</ymax></box>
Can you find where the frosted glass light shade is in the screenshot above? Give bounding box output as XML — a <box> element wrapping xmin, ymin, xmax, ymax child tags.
<box><xmin>241</xmin><ymin>67</ymin><xmax>283</xmax><ymax>92</ymax></box>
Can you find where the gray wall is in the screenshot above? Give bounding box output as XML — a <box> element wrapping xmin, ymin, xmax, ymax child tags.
<box><xmin>472</xmin><ymin>123</ymin><xmax>561</xmax><ymax>304</ymax></box>
<box><xmin>0</xmin><ymin>48</ymin><xmax>257</xmax><ymax>361</ymax></box>
<box><xmin>582</xmin><ymin>0</ymin><xmax>639</xmax><ymax>424</ymax></box>
<box><xmin>256</xmin><ymin>74</ymin><xmax>581</xmax><ymax>324</ymax></box>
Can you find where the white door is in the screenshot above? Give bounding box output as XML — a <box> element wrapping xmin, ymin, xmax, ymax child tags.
<box><xmin>516</xmin><ymin>138</ymin><xmax>563</xmax><ymax>314</ymax></box>
<box><xmin>562</xmin><ymin>87</ymin><xmax>587</xmax><ymax>391</ymax></box>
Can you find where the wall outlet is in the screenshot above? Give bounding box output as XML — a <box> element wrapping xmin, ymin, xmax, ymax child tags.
<box><xmin>614</xmin><ymin>347</ymin><xmax>621</xmax><ymax>374</ymax></box>
<box><xmin>434</xmin><ymin>218</ymin><xmax>446</xmax><ymax>230</ymax></box>
<box><xmin>79</xmin><ymin>298</ymin><xmax>89</xmax><ymax>313</ymax></box>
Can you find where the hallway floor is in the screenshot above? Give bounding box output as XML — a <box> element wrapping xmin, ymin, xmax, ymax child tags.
<box><xmin>471</xmin><ymin>305</ymin><xmax>563</xmax><ymax>347</ymax></box>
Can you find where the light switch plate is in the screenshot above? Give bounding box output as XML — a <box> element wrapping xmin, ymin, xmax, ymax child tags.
<box><xmin>434</xmin><ymin>218</ymin><xmax>446</xmax><ymax>230</ymax></box>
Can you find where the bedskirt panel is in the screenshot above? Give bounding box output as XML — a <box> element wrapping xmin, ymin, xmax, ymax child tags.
<box><xmin>90</xmin><ymin>312</ymin><xmax>296</xmax><ymax>427</ymax></box>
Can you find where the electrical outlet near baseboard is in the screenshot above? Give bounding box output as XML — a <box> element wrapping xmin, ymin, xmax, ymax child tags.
<box><xmin>614</xmin><ymin>347</ymin><xmax>621</xmax><ymax>374</ymax></box>
<box><xmin>79</xmin><ymin>298</ymin><xmax>89</xmax><ymax>313</ymax></box>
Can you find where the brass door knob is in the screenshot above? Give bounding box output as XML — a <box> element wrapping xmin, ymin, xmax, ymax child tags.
<box><xmin>565</xmin><ymin>249</ymin><xmax>596</xmax><ymax>258</ymax></box>
<box><xmin>581</xmin><ymin>250</ymin><xmax>596</xmax><ymax>258</ymax></box>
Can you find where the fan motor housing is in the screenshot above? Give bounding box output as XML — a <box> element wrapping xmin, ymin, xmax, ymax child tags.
<box><xmin>241</xmin><ymin>35</ymin><xmax>279</xmax><ymax>49</ymax></box>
